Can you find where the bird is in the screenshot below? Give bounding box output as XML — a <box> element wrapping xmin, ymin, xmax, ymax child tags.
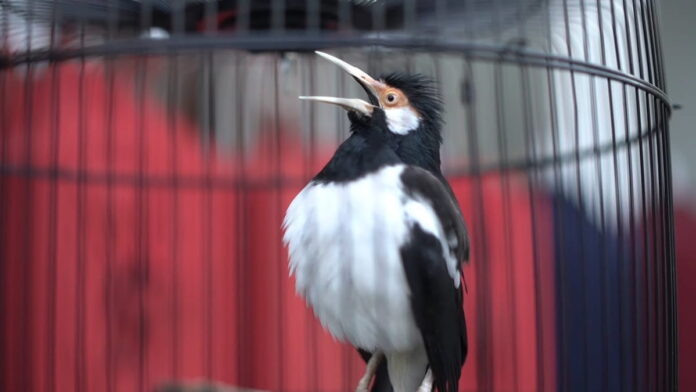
<box><xmin>283</xmin><ymin>51</ymin><xmax>469</xmax><ymax>392</ymax></box>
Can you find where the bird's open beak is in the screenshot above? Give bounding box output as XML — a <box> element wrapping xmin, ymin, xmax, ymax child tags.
<box><xmin>299</xmin><ymin>51</ymin><xmax>385</xmax><ymax>116</ymax></box>
<box><xmin>315</xmin><ymin>51</ymin><xmax>385</xmax><ymax>104</ymax></box>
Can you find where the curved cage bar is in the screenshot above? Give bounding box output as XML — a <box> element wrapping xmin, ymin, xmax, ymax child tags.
<box><xmin>0</xmin><ymin>1</ymin><xmax>676</xmax><ymax>391</ymax></box>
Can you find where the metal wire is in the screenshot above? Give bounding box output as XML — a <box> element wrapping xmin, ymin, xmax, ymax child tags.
<box><xmin>0</xmin><ymin>1</ymin><xmax>676</xmax><ymax>391</ymax></box>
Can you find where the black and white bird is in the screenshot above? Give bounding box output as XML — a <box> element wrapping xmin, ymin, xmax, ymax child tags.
<box><xmin>283</xmin><ymin>51</ymin><xmax>469</xmax><ymax>392</ymax></box>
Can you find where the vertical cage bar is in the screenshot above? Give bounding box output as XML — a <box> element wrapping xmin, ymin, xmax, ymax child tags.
<box><xmin>307</xmin><ymin>0</ymin><xmax>320</xmax><ymax>33</ymax></box>
<box><xmin>641</xmin><ymin>0</ymin><xmax>658</xmax><ymax>87</ymax></box>
<box><xmin>622</xmin><ymin>82</ymin><xmax>642</xmax><ymax>392</ymax></box>
<box><xmin>105</xmin><ymin>2</ymin><xmax>119</xmax><ymax>392</ymax></box>
<box><xmin>134</xmin><ymin>50</ymin><xmax>149</xmax><ymax>392</ymax></box>
<box><xmin>609</xmin><ymin>0</ymin><xmax>624</xmax><ymax>71</ymax></box>
<box><xmin>0</xmin><ymin>4</ymin><xmax>7</xmax><ymax>389</ymax></box>
<box><xmin>272</xmin><ymin>0</ymin><xmax>285</xmax><ymax>32</ymax></box>
<box><xmin>303</xmin><ymin>52</ymin><xmax>320</xmax><ymax>392</ymax></box>
<box><xmin>462</xmin><ymin>58</ymin><xmax>493</xmax><ymax>392</ymax></box>
<box><xmin>204</xmin><ymin>0</ymin><xmax>218</xmax><ymax>34</ymax></box>
<box><xmin>435</xmin><ymin>0</ymin><xmax>446</xmax><ymax>27</ymax></box>
<box><xmin>75</xmin><ymin>23</ymin><xmax>88</xmax><ymax>392</ymax></box>
<box><xmin>635</xmin><ymin>86</ymin><xmax>652</xmax><ymax>392</ymax></box>
<box><xmin>544</xmin><ymin>3</ymin><xmax>569</xmax><ymax>387</ymax></box>
<box><xmin>622</xmin><ymin>0</ymin><xmax>635</xmax><ymax>75</ymax></box>
<box><xmin>646</xmin><ymin>0</ymin><xmax>666</xmax><ymax>89</ymax></box>
<box><xmin>104</xmin><ymin>48</ymin><xmax>117</xmax><ymax>392</ymax></box>
<box><xmin>608</xmin><ymin>80</ymin><xmax>631</xmax><ymax>392</ymax></box>
<box><xmin>237</xmin><ymin>0</ymin><xmax>250</xmax><ymax>33</ymax></box>
<box><xmin>649</xmin><ymin>93</ymin><xmax>666</xmax><ymax>390</ymax></box>
<box><xmin>20</xmin><ymin>1</ymin><xmax>36</xmax><ymax>390</ymax></box>
<box><xmin>520</xmin><ymin>63</ymin><xmax>545</xmax><ymax>392</ymax></box>
<box><xmin>171</xmin><ymin>0</ymin><xmax>185</xmax><ymax>36</ymax></box>
<box><xmin>652</xmin><ymin>95</ymin><xmax>664</xmax><ymax>390</ymax></box>
<box><xmin>561</xmin><ymin>2</ymin><xmax>591</xmax><ymax>389</ymax></box>
<box><xmin>618</xmin><ymin>4</ymin><xmax>645</xmax><ymax>391</ymax></box>
<box><xmin>657</xmin><ymin>99</ymin><xmax>671</xmax><ymax>390</ymax></box>
<box><xmin>404</xmin><ymin>0</ymin><xmax>416</xmax><ymax>31</ymax></box>
<box><xmin>45</xmin><ymin>1</ymin><xmax>60</xmax><ymax>391</ymax></box>
<box><xmin>164</xmin><ymin>53</ymin><xmax>179</xmax><ymax>387</ymax></box>
<box><xmin>587</xmin><ymin>2</ymin><xmax>615</xmax><ymax>390</ymax></box>
<box><xmin>493</xmin><ymin>59</ymin><xmax>520</xmax><ymax>392</ymax></box>
<box><xmin>234</xmin><ymin>52</ymin><xmax>249</xmax><ymax>389</ymax></box>
<box><xmin>338</xmin><ymin>0</ymin><xmax>351</xmax><ymax>31</ymax></box>
<box><xmin>661</xmin><ymin>98</ymin><xmax>678</xmax><ymax>391</ymax></box>
<box><xmin>167</xmin><ymin>51</ymin><xmax>181</xmax><ymax>386</ymax></box>
<box><xmin>273</xmin><ymin>54</ymin><xmax>286</xmax><ymax>392</ymax></box>
<box><xmin>203</xmin><ymin>50</ymin><xmax>216</xmax><ymax>383</ymax></box>
<box><xmin>372</xmin><ymin>0</ymin><xmax>385</xmax><ymax>32</ymax></box>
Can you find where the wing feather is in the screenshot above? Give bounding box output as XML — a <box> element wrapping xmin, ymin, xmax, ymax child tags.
<box><xmin>400</xmin><ymin>166</ymin><xmax>470</xmax><ymax>263</ymax></box>
<box><xmin>401</xmin><ymin>225</ymin><xmax>467</xmax><ymax>392</ymax></box>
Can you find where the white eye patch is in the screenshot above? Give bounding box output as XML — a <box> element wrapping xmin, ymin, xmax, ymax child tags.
<box><xmin>385</xmin><ymin>106</ymin><xmax>421</xmax><ymax>135</ymax></box>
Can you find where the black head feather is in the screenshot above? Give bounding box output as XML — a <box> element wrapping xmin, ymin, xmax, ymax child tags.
<box><xmin>341</xmin><ymin>73</ymin><xmax>446</xmax><ymax>176</ymax></box>
<box><xmin>380</xmin><ymin>72</ymin><xmax>444</xmax><ymax>143</ymax></box>
<box><xmin>380</xmin><ymin>73</ymin><xmax>445</xmax><ymax>174</ymax></box>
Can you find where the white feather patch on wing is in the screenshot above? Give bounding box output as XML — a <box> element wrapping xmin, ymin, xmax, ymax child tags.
<box><xmin>403</xmin><ymin>197</ymin><xmax>460</xmax><ymax>288</ymax></box>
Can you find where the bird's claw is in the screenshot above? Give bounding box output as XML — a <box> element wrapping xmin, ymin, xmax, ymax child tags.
<box><xmin>355</xmin><ymin>352</ymin><xmax>383</xmax><ymax>392</ymax></box>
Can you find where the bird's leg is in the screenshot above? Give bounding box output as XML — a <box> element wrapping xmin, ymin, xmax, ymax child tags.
<box><xmin>416</xmin><ymin>368</ymin><xmax>433</xmax><ymax>392</ymax></box>
<box><xmin>355</xmin><ymin>351</ymin><xmax>383</xmax><ymax>392</ymax></box>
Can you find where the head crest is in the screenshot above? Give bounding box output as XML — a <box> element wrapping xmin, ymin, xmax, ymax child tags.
<box><xmin>381</xmin><ymin>73</ymin><xmax>444</xmax><ymax>134</ymax></box>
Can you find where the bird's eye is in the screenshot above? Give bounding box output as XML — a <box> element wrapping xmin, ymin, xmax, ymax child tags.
<box><xmin>386</xmin><ymin>93</ymin><xmax>397</xmax><ymax>103</ymax></box>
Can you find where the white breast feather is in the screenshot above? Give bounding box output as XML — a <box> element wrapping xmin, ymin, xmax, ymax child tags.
<box><xmin>283</xmin><ymin>164</ymin><xmax>458</xmax><ymax>352</ymax></box>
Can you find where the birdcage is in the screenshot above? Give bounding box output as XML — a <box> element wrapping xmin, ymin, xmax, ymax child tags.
<box><xmin>0</xmin><ymin>1</ymin><xmax>676</xmax><ymax>391</ymax></box>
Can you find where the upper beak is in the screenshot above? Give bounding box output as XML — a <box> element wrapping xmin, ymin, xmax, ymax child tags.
<box><xmin>299</xmin><ymin>51</ymin><xmax>385</xmax><ymax>115</ymax></box>
<box><xmin>314</xmin><ymin>51</ymin><xmax>385</xmax><ymax>104</ymax></box>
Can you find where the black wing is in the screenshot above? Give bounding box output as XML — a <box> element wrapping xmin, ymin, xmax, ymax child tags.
<box><xmin>400</xmin><ymin>166</ymin><xmax>470</xmax><ymax>264</ymax></box>
<box><xmin>401</xmin><ymin>224</ymin><xmax>467</xmax><ymax>392</ymax></box>
<box><xmin>400</xmin><ymin>166</ymin><xmax>468</xmax><ymax>391</ymax></box>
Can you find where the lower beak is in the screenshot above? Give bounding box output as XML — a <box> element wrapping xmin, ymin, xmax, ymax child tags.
<box><xmin>299</xmin><ymin>96</ymin><xmax>375</xmax><ymax>116</ymax></box>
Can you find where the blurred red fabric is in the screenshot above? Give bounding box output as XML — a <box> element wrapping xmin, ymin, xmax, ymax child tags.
<box><xmin>675</xmin><ymin>206</ymin><xmax>696</xmax><ymax>391</ymax></box>
<box><xmin>0</xmin><ymin>62</ymin><xmax>555</xmax><ymax>392</ymax></box>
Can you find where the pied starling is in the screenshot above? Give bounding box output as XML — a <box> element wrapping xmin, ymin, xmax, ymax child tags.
<box><xmin>283</xmin><ymin>51</ymin><xmax>469</xmax><ymax>392</ymax></box>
